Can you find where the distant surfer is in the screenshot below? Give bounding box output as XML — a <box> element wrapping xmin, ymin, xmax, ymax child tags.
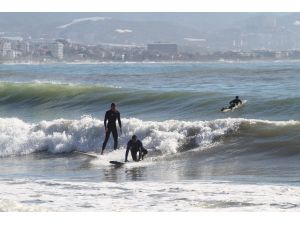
<box><xmin>229</xmin><ymin>96</ymin><xmax>242</xmax><ymax>109</ymax></box>
<box><xmin>101</xmin><ymin>103</ymin><xmax>122</xmax><ymax>154</ymax></box>
<box><xmin>125</xmin><ymin>135</ymin><xmax>148</xmax><ymax>162</ymax></box>
<box><xmin>221</xmin><ymin>96</ymin><xmax>242</xmax><ymax>111</ymax></box>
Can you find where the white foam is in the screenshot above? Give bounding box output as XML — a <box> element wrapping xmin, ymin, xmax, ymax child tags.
<box><xmin>1</xmin><ymin>178</ymin><xmax>300</xmax><ymax>211</ymax></box>
<box><xmin>0</xmin><ymin>116</ymin><xmax>298</xmax><ymax>157</ymax></box>
<box><xmin>0</xmin><ymin>199</ymin><xmax>48</xmax><ymax>212</ymax></box>
<box><xmin>0</xmin><ymin>80</ymin><xmax>122</xmax><ymax>89</ymax></box>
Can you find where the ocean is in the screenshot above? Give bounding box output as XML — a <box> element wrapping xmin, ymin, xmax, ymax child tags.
<box><xmin>0</xmin><ymin>61</ymin><xmax>299</xmax><ymax>211</ymax></box>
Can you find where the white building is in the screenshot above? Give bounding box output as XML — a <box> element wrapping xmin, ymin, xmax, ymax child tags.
<box><xmin>10</xmin><ymin>50</ymin><xmax>23</xmax><ymax>59</ymax></box>
<box><xmin>0</xmin><ymin>41</ymin><xmax>12</xmax><ymax>57</ymax></box>
<box><xmin>18</xmin><ymin>42</ymin><xmax>30</xmax><ymax>53</ymax></box>
<box><xmin>49</xmin><ymin>42</ymin><xmax>64</xmax><ymax>59</ymax></box>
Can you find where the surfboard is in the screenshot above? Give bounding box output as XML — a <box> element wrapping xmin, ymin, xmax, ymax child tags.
<box><xmin>109</xmin><ymin>161</ymin><xmax>125</xmax><ymax>167</ymax></box>
<box><xmin>221</xmin><ymin>100</ymin><xmax>247</xmax><ymax>112</ymax></box>
<box><xmin>74</xmin><ymin>151</ymin><xmax>100</xmax><ymax>158</ymax></box>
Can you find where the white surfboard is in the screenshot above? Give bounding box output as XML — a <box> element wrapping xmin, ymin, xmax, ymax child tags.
<box><xmin>74</xmin><ymin>151</ymin><xmax>100</xmax><ymax>158</ymax></box>
<box><xmin>221</xmin><ymin>100</ymin><xmax>247</xmax><ymax>112</ymax></box>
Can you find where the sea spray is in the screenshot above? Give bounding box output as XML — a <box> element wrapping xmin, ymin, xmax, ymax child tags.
<box><xmin>0</xmin><ymin>115</ymin><xmax>299</xmax><ymax>157</ymax></box>
<box><xmin>0</xmin><ymin>116</ymin><xmax>245</xmax><ymax>157</ymax></box>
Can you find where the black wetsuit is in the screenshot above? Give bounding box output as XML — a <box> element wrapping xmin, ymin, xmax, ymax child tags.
<box><xmin>125</xmin><ymin>140</ymin><xmax>148</xmax><ymax>162</ymax></box>
<box><xmin>229</xmin><ymin>98</ymin><xmax>242</xmax><ymax>109</ymax></box>
<box><xmin>102</xmin><ymin>110</ymin><xmax>122</xmax><ymax>151</ymax></box>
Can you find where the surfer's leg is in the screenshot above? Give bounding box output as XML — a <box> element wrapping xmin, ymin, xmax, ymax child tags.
<box><xmin>102</xmin><ymin>129</ymin><xmax>111</xmax><ymax>151</ymax></box>
<box><xmin>141</xmin><ymin>147</ymin><xmax>148</xmax><ymax>160</ymax></box>
<box><xmin>131</xmin><ymin>150</ymin><xmax>138</xmax><ymax>161</ymax></box>
<box><xmin>112</xmin><ymin>128</ymin><xmax>118</xmax><ymax>150</ymax></box>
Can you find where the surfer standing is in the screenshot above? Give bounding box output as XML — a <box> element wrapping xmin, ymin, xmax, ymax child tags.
<box><xmin>101</xmin><ymin>103</ymin><xmax>122</xmax><ymax>154</ymax></box>
<box><xmin>125</xmin><ymin>135</ymin><xmax>148</xmax><ymax>162</ymax></box>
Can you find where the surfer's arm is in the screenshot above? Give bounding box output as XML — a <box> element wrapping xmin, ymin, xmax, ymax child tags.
<box><xmin>138</xmin><ymin>150</ymin><xmax>142</xmax><ymax>161</ymax></box>
<box><xmin>138</xmin><ymin>141</ymin><xmax>143</xmax><ymax>161</ymax></box>
<box><xmin>125</xmin><ymin>141</ymin><xmax>130</xmax><ymax>162</ymax></box>
<box><xmin>118</xmin><ymin>112</ymin><xmax>122</xmax><ymax>128</ymax></box>
<box><xmin>104</xmin><ymin>112</ymin><xmax>108</xmax><ymax>129</ymax></box>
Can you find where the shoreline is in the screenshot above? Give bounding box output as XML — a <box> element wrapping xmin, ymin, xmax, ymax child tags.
<box><xmin>2</xmin><ymin>59</ymin><xmax>300</xmax><ymax>65</ymax></box>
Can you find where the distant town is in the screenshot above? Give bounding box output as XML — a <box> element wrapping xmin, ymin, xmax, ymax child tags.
<box><xmin>2</xmin><ymin>37</ymin><xmax>300</xmax><ymax>63</ymax></box>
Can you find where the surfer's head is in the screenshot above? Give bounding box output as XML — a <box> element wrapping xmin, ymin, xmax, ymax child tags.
<box><xmin>132</xmin><ymin>135</ymin><xmax>137</xmax><ymax>142</ymax></box>
<box><xmin>111</xmin><ymin>102</ymin><xmax>116</xmax><ymax>111</ymax></box>
<box><xmin>236</xmin><ymin>96</ymin><xmax>239</xmax><ymax>99</ymax></box>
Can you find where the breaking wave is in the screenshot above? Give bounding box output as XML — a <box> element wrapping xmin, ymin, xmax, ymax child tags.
<box><xmin>0</xmin><ymin>115</ymin><xmax>299</xmax><ymax>158</ymax></box>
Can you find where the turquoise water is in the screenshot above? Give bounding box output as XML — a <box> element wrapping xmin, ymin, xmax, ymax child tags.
<box><xmin>0</xmin><ymin>62</ymin><xmax>299</xmax><ymax>121</ymax></box>
<box><xmin>0</xmin><ymin>61</ymin><xmax>299</xmax><ymax>211</ymax></box>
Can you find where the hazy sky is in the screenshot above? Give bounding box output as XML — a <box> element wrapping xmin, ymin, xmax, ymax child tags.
<box><xmin>0</xmin><ymin>13</ymin><xmax>299</xmax><ymax>51</ymax></box>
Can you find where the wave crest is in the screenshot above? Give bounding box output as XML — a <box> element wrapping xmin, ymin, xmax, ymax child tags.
<box><xmin>0</xmin><ymin>116</ymin><xmax>250</xmax><ymax>157</ymax></box>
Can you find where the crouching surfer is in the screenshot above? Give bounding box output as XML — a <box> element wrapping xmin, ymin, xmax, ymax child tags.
<box><xmin>125</xmin><ymin>135</ymin><xmax>148</xmax><ymax>162</ymax></box>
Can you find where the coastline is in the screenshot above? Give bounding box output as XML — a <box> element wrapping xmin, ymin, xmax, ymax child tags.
<box><xmin>2</xmin><ymin>59</ymin><xmax>300</xmax><ymax>65</ymax></box>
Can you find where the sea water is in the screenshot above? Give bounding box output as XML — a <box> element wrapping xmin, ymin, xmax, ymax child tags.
<box><xmin>0</xmin><ymin>61</ymin><xmax>299</xmax><ymax>211</ymax></box>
